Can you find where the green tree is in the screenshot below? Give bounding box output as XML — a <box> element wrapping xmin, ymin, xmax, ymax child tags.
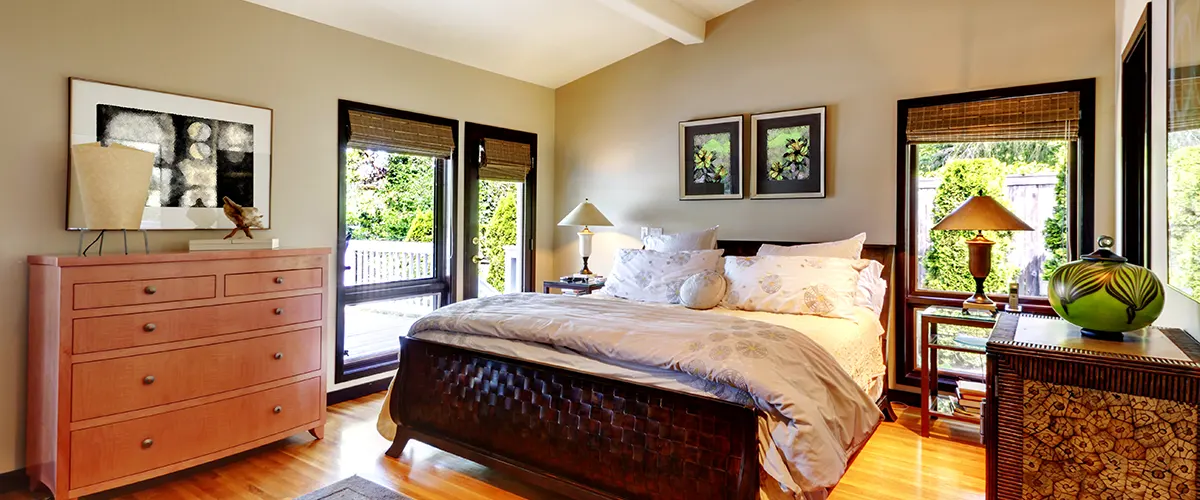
<box><xmin>1042</xmin><ymin>166</ymin><xmax>1068</xmax><ymax>276</ymax></box>
<box><xmin>405</xmin><ymin>210</ymin><xmax>434</xmax><ymax>243</ymax></box>
<box><xmin>918</xmin><ymin>141</ymin><xmax>1064</xmax><ymax>174</ymax></box>
<box><xmin>344</xmin><ymin>149</ymin><xmax>435</xmax><ymax>241</ymax></box>
<box><xmin>922</xmin><ymin>158</ymin><xmax>1020</xmax><ymax>293</ymax></box>
<box><xmin>1168</xmin><ymin>146</ymin><xmax>1200</xmax><ymax>295</ymax></box>
<box><xmin>484</xmin><ymin>192</ymin><xmax>518</xmax><ymax>291</ymax></box>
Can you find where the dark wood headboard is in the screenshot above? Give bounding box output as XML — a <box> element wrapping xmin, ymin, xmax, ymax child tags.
<box><xmin>716</xmin><ymin>240</ymin><xmax>896</xmax><ymax>391</ymax></box>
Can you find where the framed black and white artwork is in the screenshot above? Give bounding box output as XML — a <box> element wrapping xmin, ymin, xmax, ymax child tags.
<box><xmin>68</xmin><ymin>78</ymin><xmax>273</xmax><ymax>230</ymax></box>
<box><xmin>679</xmin><ymin>115</ymin><xmax>743</xmax><ymax>200</ymax></box>
<box><xmin>750</xmin><ymin>106</ymin><xmax>826</xmax><ymax>199</ymax></box>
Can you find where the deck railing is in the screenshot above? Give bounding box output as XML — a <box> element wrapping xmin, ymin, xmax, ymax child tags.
<box><xmin>345</xmin><ymin>240</ymin><xmax>435</xmax><ymax>287</ymax></box>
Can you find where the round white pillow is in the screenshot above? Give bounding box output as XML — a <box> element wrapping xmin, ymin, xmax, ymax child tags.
<box><xmin>680</xmin><ymin>271</ymin><xmax>727</xmax><ymax>310</ymax></box>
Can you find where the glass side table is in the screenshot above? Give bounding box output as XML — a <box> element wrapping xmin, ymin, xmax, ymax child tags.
<box><xmin>918</xmin><ymin>305</ymin><xmax>997</xmax><ymax>438</ymax></box>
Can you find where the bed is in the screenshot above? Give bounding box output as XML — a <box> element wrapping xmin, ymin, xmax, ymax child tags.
<box><xmin>378</xmin><ymin>241</ymin><xmax>895</xmax><ymax>500</ymax></box>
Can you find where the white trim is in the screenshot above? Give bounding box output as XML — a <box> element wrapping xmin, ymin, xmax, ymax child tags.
<box><xmin>749</xmin><ymin>106</ymin><xmax>826</xmax><ymax>200</ymax></box>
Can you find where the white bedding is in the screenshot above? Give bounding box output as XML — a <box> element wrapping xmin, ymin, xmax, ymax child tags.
<box><xmin>376</xmin><ymin>294</ymin><xmax>885</xmax><ymax>499</ymax></box>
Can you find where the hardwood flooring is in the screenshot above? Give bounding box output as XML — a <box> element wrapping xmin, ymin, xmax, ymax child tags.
<box><xmin>3</xmin><ymin>393</ymin><xmax>984</xmax><ymax>500</ymax></box>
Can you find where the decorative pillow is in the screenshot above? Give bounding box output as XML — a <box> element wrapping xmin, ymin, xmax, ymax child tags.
<box><xmin>757</xmin><ymin>232</ymin><xmax>866</xmax><ymax>260</ymax></box>
<box><xmin>721</xmin><ymin>255</ymin><xmax>868</xmax><ymax>318</ymax></box>
<box><xmin>603</xmin><ymin>249</ymin><xmax>725</xmax><ymax>303</ymax></box>
<box><xmin>858</xmin><ymin>260</ymin><xmax>888</xmax><ymax>315</ymax></box>
<box><xmin>679</xmin><ymin>271</ymin><xmax>727</xmax><ymax>310</ymax></box>
<box><xmin>643</xmin><ymin>226</ymin><xmax>719</xmax><ymax>252</ymax></box>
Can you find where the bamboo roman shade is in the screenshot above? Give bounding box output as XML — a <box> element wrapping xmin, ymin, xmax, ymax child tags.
<box><xmin>346</xmin><ymin>110</ymin><xmax>455</xmax><ymax>157</ymax></box>
<box><xmin>1170</xmin><ymin>75</ymin><xmax>1200</xmax><ymax>132</ymax></box>
<box><xmin>906</xmin><ymin>92</ymin><xmax>1081</xmax><ymax>143</ymax></box>
<box><xmin>479</xmin><ymin>138</ymin><xmax>533</xmax><ymax>182</ymax></box>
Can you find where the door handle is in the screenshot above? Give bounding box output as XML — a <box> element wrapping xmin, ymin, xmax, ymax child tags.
<box><xmin>471</xmin><ymin>255</ymin><xmax>483</xmax><ymax>264</ymax></box>
<box><xmin>471</xmin><ymin>237</ymin><xmax>481</xmax><ymax>245</ymax></box>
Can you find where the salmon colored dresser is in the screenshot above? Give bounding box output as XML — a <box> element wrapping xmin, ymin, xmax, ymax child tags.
<box><xmin>26</xmin><ymin>248</ymin><xmax>330</xmax><ymax>499</ymax></box>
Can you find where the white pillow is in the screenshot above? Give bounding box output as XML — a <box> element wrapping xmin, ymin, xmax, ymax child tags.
<box><xmin>679</xmin><ymin>271</ymin><xmax>726</xmax><ymax>310</ymax></box>
<box><xmin>721</xmin><ymin>255</ymin><xmax>868</xmax><ymax>318</ymax></box>
<box><xmin>757</xmin><ymin>232</ymin><xmax>866</xmax><ymax>260</ymax></box>
<box><xmin>858</xmin><ymin>260</ymin><xmax>888</xmax><ymax>316</ymax></box>
<box><xmin>643</xmin><ymin>226</ymin><xmax>719</xmax><ymax>252</ymax></box>
<box><xmin>603</xmin><ymin>249</ymin><xmax>725</xmax><ymax>303</ymax></box>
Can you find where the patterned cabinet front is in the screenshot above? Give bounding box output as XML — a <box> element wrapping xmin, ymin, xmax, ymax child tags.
<box><xmin>986</xmin><ymin>314</ymin><xmax>1200</xmax><ymax>500</ymax></box>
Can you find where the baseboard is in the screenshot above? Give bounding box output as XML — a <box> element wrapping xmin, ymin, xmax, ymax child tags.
<box><xmin>888</xmin><ymin>388</ymin><xmax>919</xmax><ymax>408</ymax></box>
<box><xmin>0</xmin><ymin>467</ymin><xmax>25</xmax><ymax>493</ymax></box>
<box><xmin>327</xmin><ymin>376</ymin><xmax>393</xmax><ymax>406</ymax></box>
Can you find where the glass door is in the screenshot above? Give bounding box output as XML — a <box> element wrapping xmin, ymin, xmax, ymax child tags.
<box><xmin>335</xmin><ymin>101</ymin><xmax>456</xmax><ymax>382</ymax></box>
<box><xmin>463</xmin><ymin>123</ymin><xmax>536</xmax><ymax>299</ymax></box>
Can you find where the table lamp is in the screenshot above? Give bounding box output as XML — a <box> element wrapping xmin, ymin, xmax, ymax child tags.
<box><xmin>931</xmin><ymin>194</ymin><xmax>1032</xmax><ymax>313</ymax></box>
<box><xmin>558</xmin><ymin>199</ymin><xmax>612</xmax><ymax>275</ymax></box>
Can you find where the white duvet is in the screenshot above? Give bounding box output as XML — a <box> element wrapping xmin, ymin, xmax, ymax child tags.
<box><xmin>377</xmin><ymin>293</ymin><xmax>883</xmax><ymax>499</ymax></box>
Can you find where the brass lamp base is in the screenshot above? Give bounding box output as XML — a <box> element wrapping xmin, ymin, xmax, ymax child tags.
<box><xmin>963</xmin><ymin>232</ymin><xmax>998</xmax><ymax>315</ymax></box>
<box><xmin>578</xmin><ymin>257</ymin><xmax>593</xmax><ymax>275</ymax></box>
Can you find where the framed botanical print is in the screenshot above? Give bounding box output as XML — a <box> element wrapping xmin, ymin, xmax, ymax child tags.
<box><xmin>750</xmin><ymin>107</ymin><xmax>826</xmax><ymax>199</ymax></box>
<box><xmin>679</xmin><ymin>115</ymin><xmax>743</xmax><ymax>200</ymax></box>
<box><xmin>68</xmin><ymin>78</ymin><xmax>273</xmax><ymax>230</ymax></box>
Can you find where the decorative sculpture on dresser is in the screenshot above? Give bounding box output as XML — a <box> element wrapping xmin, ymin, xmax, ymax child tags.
<box><xmin>222</xmin><ymin>196</ymin><xmax>264</xmax><ymax>239</ymax></box>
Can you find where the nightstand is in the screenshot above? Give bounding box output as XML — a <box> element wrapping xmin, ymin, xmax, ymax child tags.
<box><xmin>919</xmin><ymin>305</ymin><xmax>997</xmax><ymax>438</ymax></box>
<box><xmin>542</xmin><ymin>280</ymin><xmax>604</xmax><ymax>296</ymax></box>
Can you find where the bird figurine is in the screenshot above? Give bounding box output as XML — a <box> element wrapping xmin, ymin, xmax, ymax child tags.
<box><xmin>222</xmin><ymin>196</ymin><xmax>264</xmax><ymax>239</ymax></box>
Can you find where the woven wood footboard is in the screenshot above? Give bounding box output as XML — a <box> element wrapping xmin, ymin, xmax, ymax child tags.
<box><xmin>388</xmin><ymin>337</ymin><xmax>760</xmax><ymax>500</ymax></box>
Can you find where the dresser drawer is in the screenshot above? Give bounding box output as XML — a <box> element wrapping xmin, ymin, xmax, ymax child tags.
<box><xmin>225</xmin><ymin>268</ymin><xmax>322</xmax><ymax>297</ymax></box>
<box><xmin>73</xmin><ymin>294</ymin><xmax>323</xmax><ymax>354</ymax></box>
<box><xmin>69</xmin><ymin>377</ymin><xmax>321</xmax><ymax>488</ymax></box>
<box><xmin>72</xmin><ymin>328</ymin><xmax>321</xmax><ymax>421</ymax></box>
<box><xmin>74</xmin><ymin>276</ymin><xmax>217</xmax><ymax>310</ymax></box>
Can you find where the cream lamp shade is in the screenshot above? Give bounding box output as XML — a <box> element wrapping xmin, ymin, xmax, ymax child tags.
<box><xmin>931</xmin><ymin>194</ymin><xmax>1032</xmax><ymax>313</ymax></box>
<box><xmin>558</xmin><ymin>199</ymin><xmax>612</xmax><ymax>275</ymax></box>
<box><xmin>931</xmin><ymin>195</ymin><xmax>1033</xmax><ymax>232</ymax></box>
<box><xmin>70</xmin><ymin>142</ymin><xmax>154</xmax><ymax>230</ymax></box>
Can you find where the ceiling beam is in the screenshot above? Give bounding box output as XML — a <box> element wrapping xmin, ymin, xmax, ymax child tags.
<box><xmin>593</xmin><ymin>0</ymin><xmax>706</xmax><ymax>45</ymax></box>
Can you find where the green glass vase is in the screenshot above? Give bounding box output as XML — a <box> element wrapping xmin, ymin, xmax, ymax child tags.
<box><xmin>1047</xmin><ymin>236</ymin><xmax>1164</xmax><ymax>340</ymax></box>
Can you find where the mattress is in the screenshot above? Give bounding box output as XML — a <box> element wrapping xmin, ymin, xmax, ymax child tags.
<box><xmin>382</xmin><ymin>298</ymin><xmax>886</xmax><ymax>499</ymax></box>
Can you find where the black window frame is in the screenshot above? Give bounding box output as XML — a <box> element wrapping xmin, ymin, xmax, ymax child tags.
<box><xmin>894</xmin><ymin>79</ymin><xmax>1096</xmax><ymax>389</ymax></box>
<box><xmin>462</xmin><ymin>122</ymin><xmax>537</xmax><ymax>298</ymax></box>
<box><xmin>334</xmin><ymin>99</ymin><xmax>458</xmax><ymax>383</ymax></box>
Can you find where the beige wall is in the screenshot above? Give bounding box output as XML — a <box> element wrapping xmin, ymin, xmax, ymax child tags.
<box><xmin>554</xmin><ymin>0</ymin><xmax>1117</xmax><ymax>280</ymax></box>
<box><xmin>0</xmin><ymin>0</ymin><xmax>555</xmax><ymax>473</ymax></box>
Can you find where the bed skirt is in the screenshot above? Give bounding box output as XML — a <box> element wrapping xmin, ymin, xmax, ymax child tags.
<box><xmin>386</xmin><ymin>337</ymin><xmax>761</xmax><ymax>500</ymax></box>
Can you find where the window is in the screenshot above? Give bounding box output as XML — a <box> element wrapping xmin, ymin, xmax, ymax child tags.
<box><xmin>1167</xmin><ymin>0</ymin><xmax>1200</xmax><ymax>299</ymax></box>
<box><xmin>335</xmin><ymin>101</ymin><xmax>457</xmax><ymax>383</ymax></box>
<box><xmin>895</xmin><ymin>80</ymin><xmax>1095</xmax><ymax>385</ymax></box>
<box><xmin>463</xmin><ymin>124</ymin><xmax>537</xmax><ymax>299</ymax></box>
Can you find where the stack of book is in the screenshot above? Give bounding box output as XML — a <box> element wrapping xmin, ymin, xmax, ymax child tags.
<box><xmin>954</xmin><ymin>381</ymin><xmax>986</xmax><ymax>418</ymax></box>
<box><xmin>560</xmin><ymin>289</ymin><xmax>586</xmax><ymax>297</ymax></box>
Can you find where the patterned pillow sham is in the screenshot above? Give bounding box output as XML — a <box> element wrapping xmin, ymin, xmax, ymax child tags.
<box><xmin>603</xmin><ymin>249</ymin><xmax>725</xmax><ymax>304</ymax></box>
<box><xmin>721</xmin><ymin>255</ymin><xmax>869</xmax><ymax>318</ymax></box>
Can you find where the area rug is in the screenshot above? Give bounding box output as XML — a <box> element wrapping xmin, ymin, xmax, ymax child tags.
<box><xmin>295</xmin><ymin>475</ymin><xmax>413</xmax><ymax>500</ymax></box>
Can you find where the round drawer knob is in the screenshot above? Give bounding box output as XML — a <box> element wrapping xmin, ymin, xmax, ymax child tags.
<box><xmin>144</xmin><ymin>286</ymin><xmax>157</xmax><ymax>295</ymax></box>
<box><xmin>273</xmin><ymin>406</ymin><xmax>282</xmax><ymax>414</ymax></box>
<box><xmin>273</xmin><ymin>352</ymin><xmax>284</xmax><ymax>360</ymax></box>
<box><xmin>275</xmin><ymin>277</ymin><xmax>285</xmax><ymax>284</ymax></box>
<box><xmin>143</xmin><ymin>323</ymin><xmax>157</xmax><ymax>332</ymax></box>
<box><xmin>143</xmin><ymin>375</ymin><xmax>155</xmax><ymax>385</ymax></box>
<box><xmin>141</xmin><ymin>438</ymin><xmax>153</xmax><ymax>449</ymax></box>
<box><xmin>274</xmin><ymin>308</ymin><xmax>284</xmax><ymax>315</ymax></box>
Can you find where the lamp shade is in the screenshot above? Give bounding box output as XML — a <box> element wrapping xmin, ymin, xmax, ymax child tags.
<box><xmin>931</xmin><ymin>195</ymin><xmax>1033</xmax><ymax>232</ymax></box>
<box><xmin>558</xmin><ymin>199</ymin><xmax>612</xmax><ymax>227</ymax></box>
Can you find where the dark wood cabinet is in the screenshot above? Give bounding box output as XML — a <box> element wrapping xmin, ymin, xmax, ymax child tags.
<box><xmin>985</xmin><ymin>313</ymin><xmax>1200</xmax><ymax>500</ymax></box>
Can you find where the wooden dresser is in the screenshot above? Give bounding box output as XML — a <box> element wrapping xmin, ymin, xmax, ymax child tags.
<box><xmin>26</xmin><ymin>248</ymin><xmax>330</xmax><ymax>499</ymax></box>
<box><xmin>986</xmin><ymin>313</ymin><xmax>1200</xmax><ymax>500</ymax></box>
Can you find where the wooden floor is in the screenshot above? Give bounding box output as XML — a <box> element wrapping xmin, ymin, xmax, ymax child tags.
<box><xmin>4</xmin><ymin>393</ymin><xmax>985</xmax><ymax>500</ymax></box>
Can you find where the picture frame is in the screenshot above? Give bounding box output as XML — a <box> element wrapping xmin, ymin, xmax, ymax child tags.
<box><xmin>750</xmin><ymin>106</ymin><xmax>826</xmax><ymax>199</ymax></box>
<box><xmin>679</xmin><ymin>115</ymin><xmax>743</xmax><ymax>200</ymax></box>
<box><xmin>68</xmin><ymin>78</ymin><xmax>273</xmax><ymax>230</ymax></box>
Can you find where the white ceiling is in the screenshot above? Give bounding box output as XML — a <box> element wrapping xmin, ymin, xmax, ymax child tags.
<box><xmin>241</xmin><ymin>0</ymin><xmax>754</xmax><ymax>88</ymax></box>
